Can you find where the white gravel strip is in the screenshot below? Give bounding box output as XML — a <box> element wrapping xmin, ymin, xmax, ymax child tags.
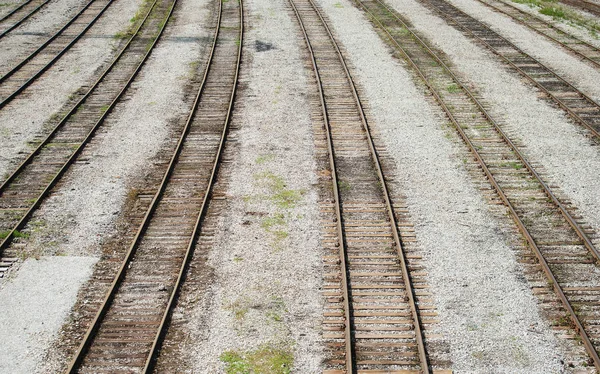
<box><xmin>316</xmin><ymin>0</ymin><xmax>570</xmax><ymax>371</ymax></box>
<box><xmin>386</xmin><ymin>0</ymin><xmax>600</xmax><ymax>275</ymax></box>
<box><xmin>0</xmin><ymin>0</ymin><xmax>25</xmax><ymax>19</ymax></box>
<box><xmin>446</xmin><ymin>0</ymin><xmax>600</xmax><ymax>103</ymax></box>
<box><xmin>20</xmin><ymin>0</ymin><xmax>213</xmax><ymax>258</ymax></box>
<box><xmin>0</xmin><ymin>256</ymin><xmax>96</xmax><ymax>374</ymax></box>
<box><xmin>186</xmin><ymin>0</ymin><xmax>324</xmax><ymax>372</ymax></box>
<box><xmin>0</xmin><ymin>0</ymin><xmax>141</xmax><ymax>180</ymax></box>
<box><xmin>0</xmin><ymin>0</ymin><xmax>86</xmax><ymax>71</ymax></box>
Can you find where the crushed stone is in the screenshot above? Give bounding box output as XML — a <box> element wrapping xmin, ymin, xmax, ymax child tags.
<box><xmin>387</xmin><ymin>0</ymin><xmax>600</xmax><ymax>279</ymax></box>
<box><xmin>317</xmin><ymin>0</ymin><xmax>571</xmax><ymax>371</ymax></box>
<box><xmin>185</xmin><ymin>0</ymin><xmax>324</xmax><ymax>371</ymax></box>
<box><xmin>0</xmin><ymin>256</ymin><xmax>96</xmax><ymax>374</ymax></box>
<box><xmin>0</xmin><ymin>0</ymin><xmax>142</xmax><ymax>180</ymax></box>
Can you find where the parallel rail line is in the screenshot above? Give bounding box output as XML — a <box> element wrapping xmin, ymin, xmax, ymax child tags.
<box><xmin>0</xmin><ymin>0</ymin><xmax>115</xmax><ymax>107</ymax></box>
<box><xmin>473</xmin><ymin>0</ymin><xmax>600</xmax><ymax>70</ymax></box>
<box><xmin>560</xmin><ymin>0</ymin><xmax>600</xmax><ymax>16</ymax></box>
<box><xmin>417</xmin><ymin>0</ymin><xmax>600</xmax><ymax>139</ymax></box>
<box><xmin>291</xmin><ymin>0</ymin><xmax>434</xmax><ymax>372</ymax></box>
<box><xmin>358</xmin><ymin>0</ymin><xmax>600</xmax><ymax>369</ymax></box>
<box><xmin>0</xmin><ymin>0</ymin><xmax>34</xmax><ymax>23</ymax></box>
<box><xmin>65</xmin><ymin>0</ymin><xmax>242</xmax><ymax>370</ymax></box>
<box><xmin>0</xmin><ymin>0</ymin><xmax>174</xmax><ymax>275</ymax></box>
<box><xmin>0</xmin><ymin>0</ymin><xmax>51</xmax><ymax>38</ymax></box>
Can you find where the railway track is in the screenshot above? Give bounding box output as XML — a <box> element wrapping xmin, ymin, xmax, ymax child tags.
<box><xmin>290</xmin><ymin>0</ymin><xmax>444</xmax><ymax>372</ymax></box>
<box><xmin>64</xmin><ymin>0</ymin><xmax>242</xmax><ymax>370</ymax></box>
<box><xmin>0</xmin><ymin>0</ymin><xmax>51</xmax><ymax>38</ymax></box>
<box><xmin>415</xmin><ymin>0</ymin><xmax>600</xmax><ymax>140</ymax></box>
<box><xmin>560</xmin><ymin>0</ymin><xmax>600</xmax><ymax>16</ymax></box>
<box><xmin>473</xmin><ymin>0</ymin><xmax>600</xmax><ymax>70</ymax></box>
<box><xmin>0</xmin><ymin>0</ymin><xmax>173</xmax><ymax>276</ymax></box>
<box><xmin>0</xmin><ymin>0</ymin><xmax>115</xmax><ymax>105</ymax></box>
<box><xmin>357</xmin><ymin>0</ymin><xmax>600</xmax><ymax>369</ymax></box>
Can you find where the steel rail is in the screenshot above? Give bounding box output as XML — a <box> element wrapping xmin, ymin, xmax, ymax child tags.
<box><xmin>144</xmin><ymin>0</ymin><xmax>242</xmax><ymax>370</ymax></box>
<box><xmin>65</xmin><ymin>0</ymin><xmax>241</xmax><ymax>370</ymax></box>
<box><xmin>0</xmin><ymin>0</ymin><xmax>52</xmax><ymax>38</ymax></box>
<box><xmin>358</xmin><ymin>0</ymin><xmax>600</xmax><ymax>369</ymax></box>
<box><xmin>0</xmin><ymin>0</ymin><xmax>114</xmax><ymax>94</ymax></box>
<box><xmin>0</xmin><ymin>0</ymin><xmax>33</xmax><ymax>23</ymax></box>
<box><xmin>288</xmin><ymin>0</ymin><xmax>354</xmax><ymax>371</ymax></box>
<box><xmin>422</xmin><ymin>0</ymin><xmax>600</xmax><ymax>140</ymax></box>
<box><xmin>368</xmin><ymin>0</ymin><xmax>600</xmax><ymax>263</ymax></box>
<box><xmin>473</xmin><ymin>0</ymin><xmax>600</xmax><ymax>70</ymax></box>
<box><xmin>291</xmin><ymin>0</ymin><xmax>432</xmax><ymax>372</ymax></box>
<box><xmin>0</xmin><ymin>0</ymin><xmax>167</xmax><ymax>258</ymax></box>
<box><xmin>560</xmin><ymin>0</ymin><xmax>600</xmax><ymax>16</ymax></box>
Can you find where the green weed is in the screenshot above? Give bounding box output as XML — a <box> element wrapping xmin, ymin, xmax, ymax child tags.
<box><xmin>540</xmin><ymin>6</ymin><xmax>565</xmax><ymax>18</ymax></box>
<box><xmin>446</xmin><ymin>83</ymin><xmax>460</xmax><ymax>93</ymax></box>
<box><xmin>337</xmin><ymin>179</ymin><xmax>351</xmax><ymax>193</ymax></box>
<box><xmin>256</xmin><ymin>154</ymin><xmax>275</xmax><ymax>165</ymax></box>
<box><xmin>220</xmin><ymin>344</ymin><xmax>293</xmax><ymax>374</ymax></box>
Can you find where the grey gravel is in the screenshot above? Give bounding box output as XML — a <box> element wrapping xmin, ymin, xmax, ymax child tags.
<box><xmin>317</xmin><ymin>0</ymin><xmax>570</xmax><ymax>371</ymax></box>
<box><xmin>185</xmin><ymin>0</ymin><xmax>324</xmax><ymax>371</ymax></box>
<box><xmin>0</xmin><ymin>0</ymin><xmax>142</xmax><ymax>179</ymax></box>
<box><xmin>0</xmin><ymin>0</ymin><xmax>24</xmax><ymax>19</ymax></box>
<box><xmin>0</xmin><ymin>0</ymin><xmax>87</xmax><ymax>73</ymax></box>
<box><xmin>22</xmin><ymin>0</ymin><xmax>213</xmax><ymax>258</ymax></box>
<box><xmin>446</xmin><ymin>0</ymin><xmax>600</xmax><ymax>102</ymax></box>
<box><xmin>387</xmin><ymin>0</ymin><xmax>600</xmax><ymax>283</ymax></box>
<box><xmin>0</xmin><ymin>256</ymin><xmax>96</xmax><ymax>374</ymax></box>
<box><xmin>1</xmin><ymin>0</ymin><xmax>212</xmax><ymax>370</ymax></box>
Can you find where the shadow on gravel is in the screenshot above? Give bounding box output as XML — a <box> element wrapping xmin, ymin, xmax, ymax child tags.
<box><xmin>255</xmin><ymin>40</ymin><xmax>274</xmax><ymax>52</ymax></box>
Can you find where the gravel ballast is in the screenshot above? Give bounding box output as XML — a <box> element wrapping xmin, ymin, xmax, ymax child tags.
<box><xmin>0</xmin><ymin>0</ymin><xmax>213</xmax><ymax>370</ymax></box>
<box><xmin>180</xmin><ymin>0</ymin><xmax>324</xmax><ymax>371</ymax></box>
<box><xmin>0</xmin><ymin>0</ymin><xmax>86</xmax><ymax>72</ymax></box>
<box><xmin>386</xmin><ymin>0</ymin><xmax>600</xmax><ymax>275</ymax></box>
<box><xmin>502</xmin><ymin>0</ymin><xmax>600</xmax><ymax>49</ymax></box>
<box><xmin>316</xmin><ymin>0</ymin><xmax>571</xmax><ymax>371</ymax></box>
<box><xmin>0</xmin><ymin>0</ymin><xmax>142</xmax><ymax>180</ymax></box>
<box><xmin>0</xmin><ymin>256</ymin><xmax>96</xmax><ymax>373</ymax></box>
<box><xmin>446</xmin><ymin>0</ymin><xmax>600</xmax><ymax>102</ymax></box>
<box><xmin>18</xmin><ymin>0</ymin><xmax>213</xmax><ymax>258</ymax></box>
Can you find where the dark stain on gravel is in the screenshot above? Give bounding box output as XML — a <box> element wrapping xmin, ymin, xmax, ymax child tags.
<box><xmin>255</xmin><ymin>40</ymin><xmax>274</xmax><ymax>52</ymax></box>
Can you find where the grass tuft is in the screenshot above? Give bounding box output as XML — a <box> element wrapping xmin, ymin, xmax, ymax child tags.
<box><xmin>220</xmin><ymin>344</ymin><xmax>293</xmax><ymax>374</ymax></box>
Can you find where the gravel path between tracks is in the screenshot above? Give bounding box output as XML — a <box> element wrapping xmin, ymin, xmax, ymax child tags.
<box><xmin>386</xmin><ymin>0</ymin><xmax>600</xmax><ymax>280</ymax></box>
<box><xmin>0</xmin><ymin>0</ymin><xmax>86</xmax><ymax>73</ymax></box>
<box><xmin>182</xmin><ymin>0</ymin><xmax>324</xmax><ymax>371</ymax></box>
<box><xmin>446</xmin><ymin>0</ymin><xmax>600</xmax><ymax>102</ymax></box>
<box><xmin>0</xmin><ymin>0</ymin><xmax>141</xmax><ymax>180</ymax></box>
<box><xmin>319</xmin><ymin>0</ymin><xmax>572</xmax><ymax>371</ymax></box>
<box><xmin>0</xmin><ymin>256</ymin><xmax>96</xmax><ymax>373</ymax></box>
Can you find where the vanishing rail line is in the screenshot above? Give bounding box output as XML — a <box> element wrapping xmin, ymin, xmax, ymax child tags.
<box><xmin>358</xmin><ymin>0</ymin><xmax>600</xmax><ymax>368</ymax></box>
<box><xmin>0</xmin><ymin>0</ymin><xmax>115</xmax><ymax>105</ymax></box>
<box><xmin>291</xmin><ymin>0</ymin><xmax>434</xmax><ymax>372</ymax></box>
<box><xmin>0</xmin><ymin>0</ymin><xmax>51</xmax><ymax>38</ymax></box>
<box><xmin>0</xmin><ymin>0</ymin><xmax>174</xmax><ymax>275</ymax></box>
<box><xmin>417</xmin><ymin>0</ymin><xmax>600</xmax><ymax>139</ymax></box>
<box><xmin>560</xmin><ymin>0</ymin><xmax>600</xmax><ymax>16</ymax></box>
<box><xmin>64</xmin><ymin>0</ymin><xmax>242</xmax><ymax>371</ymax></box>
<box><xmin>473</xmin><ymin>0</ymin><xmax>600</xmax><ymax>70</ymax></box>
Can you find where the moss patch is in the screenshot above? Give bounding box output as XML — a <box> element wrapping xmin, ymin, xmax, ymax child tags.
<box><xmin>220</xmin><ymin>344</ymin><xmax>293</xmax><ymax>374</ymax></box>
